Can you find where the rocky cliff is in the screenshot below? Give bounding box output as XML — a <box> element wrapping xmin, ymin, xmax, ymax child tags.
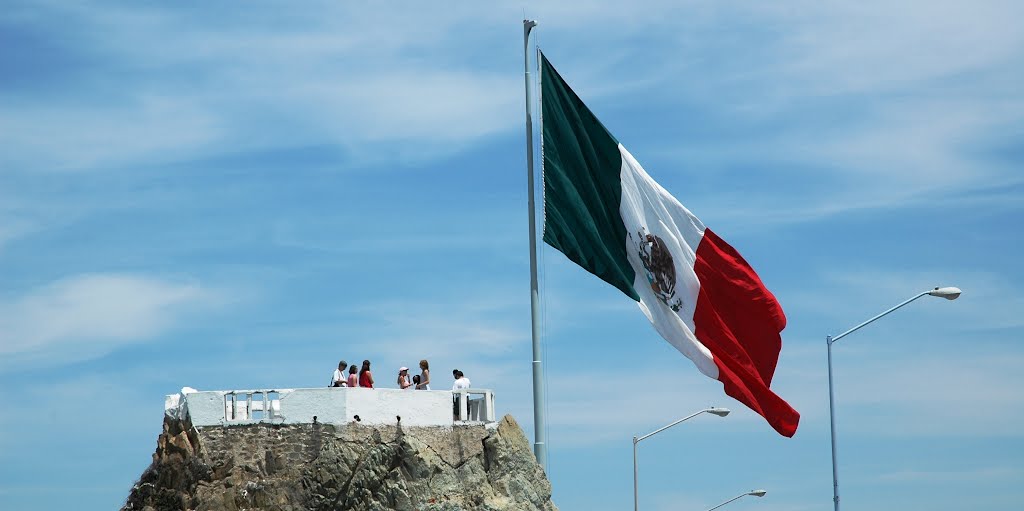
<box><xmin>123</xmin><ymin>415</ymin><xmax>557</xmax><ymax>511</ymax></box>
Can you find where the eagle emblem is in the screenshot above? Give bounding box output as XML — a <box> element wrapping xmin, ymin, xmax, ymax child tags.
<box><xmin>633</xmin><ymin>229</ymin><xmax>683</xmax><ymax>312</ymax></box>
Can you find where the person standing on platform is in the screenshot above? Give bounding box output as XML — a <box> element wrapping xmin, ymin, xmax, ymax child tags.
<box><xmin>332</xmin><ymin>360</ymin><xmax>348</xmax><ymax>387</ymax></box>
<box><xmin>397</xmin><ymin>367</ymin><xmax>413</xmax><ymax>389</ymax></box>
<box><xmin>347</xmin><ymin>364</ymin><xmax>359</xmax><ymax>387</ymax></box>
<box><xmin>451</xmin><ymin>369</ymin><xmax>471</xmax><ymax>418</ymax></box>
<box><xmin>452</xmin><ymin>370</ymin><xmax>471</xmax><ymax>389</ymax></box>
<box><xmin>416</xmin><ymin>359</ymin><xmax>431</xmax><ymax>390</ymax></box>
<box><xmin>359</xmin><ymin>360</ymin><xmax>374</xmax><ymax>388</ymax></box>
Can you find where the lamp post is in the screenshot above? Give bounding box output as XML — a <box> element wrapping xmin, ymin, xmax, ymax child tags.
<box><xmin>633</xmin><ymin>407</ymin><xmax>730</xmax><ymax>511</ymax></box>
<box><xmin>827</xmin><ymin>286</ymin><xmax>961</xmax><ymax>511</ymax></box>
<box><xmin>706</xmin><ymin>489</ymin><xmax>768</xmax><ymax>511</ymax></box>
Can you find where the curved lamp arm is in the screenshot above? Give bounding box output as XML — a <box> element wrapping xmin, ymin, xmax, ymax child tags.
<box><xmin>706</xmin><ymin>490</ymin><xmax>767</xmax><ymax>511</ymax></box>
<box><xmin>829</xmin><ymin>287</ymin><xmax>961</xmax><ymax>345</ymax></box>
<box><xmin>635</xmin><ymin>407</ymin><xmax>730</xmax><ymax>443</ymax></box>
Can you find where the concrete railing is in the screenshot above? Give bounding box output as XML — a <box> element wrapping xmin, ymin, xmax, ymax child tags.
<box><xmin>166</xmin><ymin>387</ymin><xmax>496</xmax><ymax>428</ymax></box>
<box><xmin>454</xmin><ymin>388</ymin><xmax>496</xmax><ymax>423</ymax></box>
<box><xmin>224</xmin><ymin>391</ymin><xmax>281</xmax><ymax>422</ymax></box>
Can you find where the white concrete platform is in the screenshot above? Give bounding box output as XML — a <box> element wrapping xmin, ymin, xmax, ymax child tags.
<box><xmin>165</xmin><ymin>387</ymin><xmax>496</xmax><ymax>428</ymax></box>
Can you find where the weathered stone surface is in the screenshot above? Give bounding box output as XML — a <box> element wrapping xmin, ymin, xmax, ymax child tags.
<box><xmin>122</xmin><ymin>415</ymin><xmax>556</xmax><ymax>511</ymax></box>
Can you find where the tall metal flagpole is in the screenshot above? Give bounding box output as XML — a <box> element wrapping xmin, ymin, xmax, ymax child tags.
<box><xmin>522</xmin><ymin>18</ymin><xmax>547</xmax><ymax>470</ymax></box>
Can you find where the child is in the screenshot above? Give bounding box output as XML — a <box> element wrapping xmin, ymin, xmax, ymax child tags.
<box><xmin>412</xmin><ymin>375</ymin><xmax>421</xmax><ymax>389</ymax></box>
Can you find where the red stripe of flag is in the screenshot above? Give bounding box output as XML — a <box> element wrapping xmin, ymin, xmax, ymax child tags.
<box><xmin>692</xmin><ymin>228</ymin><xmax>800</xmax><ymax>437</ymax></box>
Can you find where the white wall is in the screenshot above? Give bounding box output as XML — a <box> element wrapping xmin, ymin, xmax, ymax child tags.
<box><xmin>171</xmin><ymin>387</ymin><xmax>468</xmax><ymax>427</ymax></box>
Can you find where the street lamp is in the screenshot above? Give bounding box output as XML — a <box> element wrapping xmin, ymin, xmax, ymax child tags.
<box><xmin>706</xmin><ymin>489</ymin><xmax>768</xmax><ymax>511</ymax></box>
<box><xmin>633</xmin><ymin>407</ymin><xmax>730</xmax><ymax>511</ymax></box>
<box><xmin>827</xmin><ymin>286</ymin><xmax>961</xmax><ymax>511</ymax></box>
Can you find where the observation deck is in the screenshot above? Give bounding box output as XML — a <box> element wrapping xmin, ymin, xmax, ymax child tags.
<box><xmin>165</xmin><ymin>387</ymin><xmax>496</xmax><ymax>428</ymax></box>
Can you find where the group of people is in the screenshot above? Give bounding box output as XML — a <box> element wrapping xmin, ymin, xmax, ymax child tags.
<box><xmin>330</xmin><ymin>359</ymin><xmax>472</xmax><ymax>395</ymax></box>
<box><xmin>395</xmin><ymin>360</ymin><xmax>433</xmax><ymax>390</ymax></box>
<box><xmin>331</xmin><ymin>359</ymin><xmax>434</xmax><ymax>390</ymax></box>
<box><xmin>331</xmin><ymin>360</ymin><xmax>475</xmax><ymax>420</ymax></box>
<box><xmin>331</xmin><ymin>359</ymin><xmax>376</xmax><ymax>388</ymax></box>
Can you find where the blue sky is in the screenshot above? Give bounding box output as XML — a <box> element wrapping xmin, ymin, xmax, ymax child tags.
<box><xmin>2</xmin><ymin>1</ymin><xmax>1022</xmax><ymax>510</ymax></box>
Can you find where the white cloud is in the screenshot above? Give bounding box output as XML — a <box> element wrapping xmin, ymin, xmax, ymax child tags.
<box><xmin>3</xmin><ymin>0</ymin><xmax>1021</xmax><ymax>228</ymax></box>
<box><xmin>763</xmin><ymin>266</ymin><xmax>1024</xmax><ymax>434</ymax></box>
<box><xmin>527</xmin><ymin>267</ymin><xmax>1024</xmax><ymax>445</ymax></box>
<box><xmin>0</xmin><ymin>273</ymin><xmax>213</xmax><ymax>370</ymax></box>
<box><xmin>532</xmin><ymin>343</ymin><xmax>1024</xmax><ymax>448</ymax></box>
<box><xmin>0</xmin><ymin>96</ymin><xmax>223</xmax><ymax>173</ymax></box>
<box><xmin>0</xmin><ymin>218</ymin><xmax>34</xmax><ymax>253</ymax></box>
<box><xmin>831</xmin><ymin>353</ymin><xmax>1024</xmax><ymax>437</ymax></box>
<box><xmin>0</xmin><ymin>2</ymin><xmax>524</xmax><ymax>172</ymax></box>
<box><xmin>759</xmin><ymin>1</ymin><xmax>1024</xmax><ymax>97</ymax></box>
<box><xmin>876</xmin><ymin>466</ymin><xmax>1022</xmax><ymax>484</ymax></box>
<box><xmin>341</xmin><ymin>296</ymin><xmax>525</xmax><ymax>359</ymax></box>
<box><xmin>539</xmin><ymin>363</ymin><xmax>750</xmax><ymax>446</ymax></box>
<box><xmin>555</xmin><ymin>1</ymin><xmax>1024</xmax><ymax>223</ymax></box>
<box><xmin>789</xmin><ymin>267</ymin><xmax>1024</xmax><ymax>332</ymax></box>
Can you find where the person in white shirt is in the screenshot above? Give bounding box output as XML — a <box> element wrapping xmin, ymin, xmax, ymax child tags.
<box><xmin>451</xmin><ymin>369</ymin><xmax>471</xmax><ymax>418</ymax></box>
<box><xmin>451</xmin><ymin>370</ymin><xmax>471</xmax><ymax>390</ymax></box>
<box><xmin>331</xmin><ymin>360</ymin><xmax>348</xmax><ymax>387</ymax></box>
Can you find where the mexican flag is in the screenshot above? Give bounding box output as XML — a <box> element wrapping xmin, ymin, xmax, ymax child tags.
<box><xmin>540</xmin><ymin>53</ymin><xmax>800</xmax><ymax>437</ymax></box>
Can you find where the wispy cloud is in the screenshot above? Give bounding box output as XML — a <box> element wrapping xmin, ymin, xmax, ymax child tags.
<box><xmin>0</xmin><ymin>217</ymin><xmax>34</xmax><ymax>253</ymax></box>
<box><xmin>0</xmin><ymin>2</ymin><xmax>523</xmax><ymax>173</ymax></box>
<box><xmin>772</xmin><ymin>346</ymin><xmax>1024</xmax><ymax>435</ymax></box>
<box><xmin>0</xmin><ymin>273</ymin><xmax>215</xmax><ymax>370</ymax></box>
<box><xmin>540</xmin><ymin>1</ymin><xmax>1024</xmax><ymax>224</ymax></box>
<box><xmin>0</xmin><ymin>97</ymin><xmax>224</xmax><ymax>173</ymax></box>
<box><xmin>3</xmin><ymin>0</ymin><xmax>1021</xmax><ymax>231</ymax></box>
<box><xmin>531</xmin><ymin>265</ymin><xmax>1024</xmax><ymax>444</ymax></box>
<box><xmin>787</xmin><ymin>267</ymin><xmax>1024</xmax><ymax>332</ymax></box>
<box><xmin>830</xmin><ymin>353</ymin><xmax>1024</xmax><ymax>436</ymax></box>
<box><xmin>764</xmin><ymin>266</ymin><xmax>1024</xmax><ymax>436</ymax></box>
<box><xmin>540</xmin><ymin>363</ymin><xmax>747</xmax><ymax>446</ymax></box>
<box><xmin>757</xmin><ymin>1</ymin><xmax>1024</xmax><ymax>97</ymax></box>
<box><xmin>876</xmin><ymin>466</ymin><xmax>1022</xmax><ymax>484</ymax></box>
<box><xmin>340</xmin><ymin>295</ymin><xmax>525</xmax><ymax>359</ymax></box>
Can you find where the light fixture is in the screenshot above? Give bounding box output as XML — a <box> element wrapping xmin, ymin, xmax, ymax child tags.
<box><xmin>927</xmin><ymin>286</ymin><xmax>962</xmax><ymax>300</ymax></box>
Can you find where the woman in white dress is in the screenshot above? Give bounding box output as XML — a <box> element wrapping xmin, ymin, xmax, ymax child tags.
<box><xmin>416</xmin><ymin>359</ymin><xmax>431</xmax><ymax>390</ymax></box>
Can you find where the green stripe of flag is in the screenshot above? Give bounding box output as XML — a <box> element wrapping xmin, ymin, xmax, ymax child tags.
<box><xmin>540</xmin><ymin>52</ymin><xmax>640</xmax><ymax>302</ymax></box>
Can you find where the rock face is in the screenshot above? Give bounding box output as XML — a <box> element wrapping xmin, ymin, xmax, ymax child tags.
<box><xmin>123</xmin><ymin>414</ymin><xmax>557</xmax><ymax>511</ymax></box>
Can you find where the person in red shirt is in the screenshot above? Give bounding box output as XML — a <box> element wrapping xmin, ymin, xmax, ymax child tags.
<box><xmin>358</xmin><ymin>360</ymin><xmax>374</xmax><ymax>388</ymax></box>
